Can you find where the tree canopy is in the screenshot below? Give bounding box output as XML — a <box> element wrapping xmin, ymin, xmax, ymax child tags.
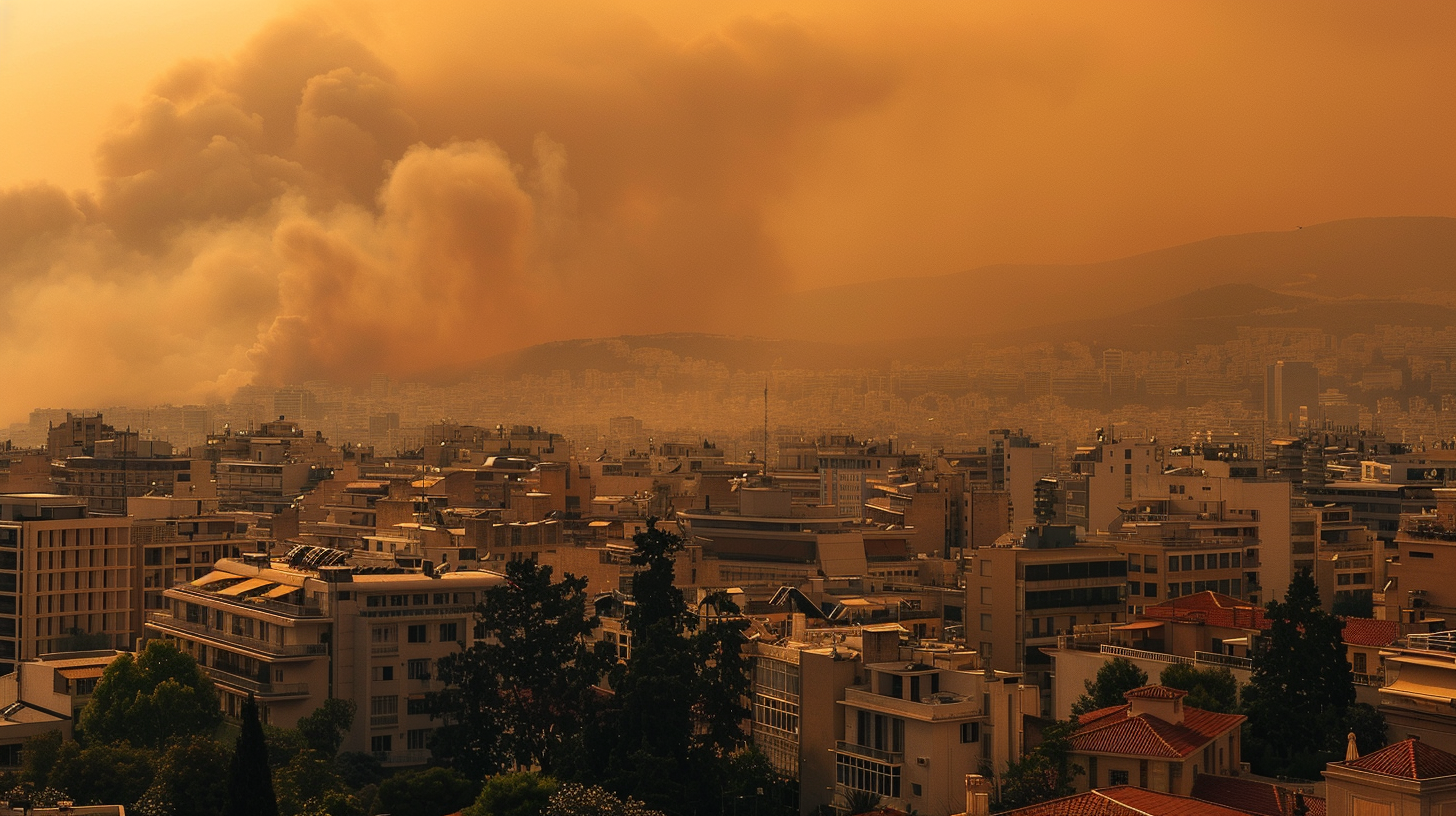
<box><xmin>79</xmin><ymin>640</ymin><xmax>221</xmax><ymax>749</ymax></box>
<box><xmin>1070</xmin><ymin>657</ymin><xmax>1147</xmax><ymax>715</ymax></box>
<box><xmin>297</xmin><ymin>698</ymin><xmax>357</xmax><ymax>758</ymax></box>
<box><xmin>996</xmin><ymin>719</ymin><xmax>1083</xmax><ymax>810</ymax></box>
<box><xmin>1158</xmin><ymin>664</ymin><xmax>1239</xmax><ymax>713</ymax></box>
<box><xmin>1243</xmin><ymin>570</ymin><xmax>1384</xmax><ymax>778</ymax></box>
<box><xmin>432</xmin><ymin>558</ymin><xmax>612</xmax><ymax>777</ymax></box>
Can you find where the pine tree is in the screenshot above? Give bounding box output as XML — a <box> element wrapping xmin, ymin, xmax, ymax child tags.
<box><xmin>224</xmin><ymin>695</ymin><xmax>278</xmax><ymax>816</ymax></box>
<box><xmin>1243</xmin><ymin>570</ymin><xmax>1369</xmax><ymax>778</ymax></box>
<box><xmin>1070</xmin><ymin>657</ymin><xmax>1146</xmax><ymax>715</ymax></box>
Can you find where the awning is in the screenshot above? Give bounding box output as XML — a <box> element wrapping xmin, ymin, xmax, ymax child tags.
<box><xmin>1114</xmin><ymin>621</ymin><xmax>1165</xmax><ymax>631</ymax></box>
<box><xmin>262</xmin><ymin>584</ymin><xmax>301</xmax><ymax>599</ymax></box>
<box><xmin>216</xmin><ymin>578</ymin><xmax>273</xmax><ymax>596</ymax></box>
<box><xmin>57</xmin><ymin>666</ymin><xmax>106</xmax><ymax>680</ymax></box>
<box><xmin>191</xmin><ymin>571</ymin><xmax>236</xmax><ymax>586</ymax></box>
<box><xmin>1382</xmin><ymin>664</ymin><xmax>1456</xmax><ymax>704</ymax></box>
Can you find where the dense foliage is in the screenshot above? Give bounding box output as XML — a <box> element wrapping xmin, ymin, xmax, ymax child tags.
<box><xmin>1070</xmin><ymin>657</ymin><xmax>1147</xmax><ymax>715</ymax></box>
<box><xmin>1243</xmin><ymin>570</ymin><xmax>1385</xmax><ymax>778</ymax></box>
<box><xmin>995</xmin><ymin>719</ymin><xmax>1083</xmax><ymax>810</ymax></box>
<box><xmin>224</xmin><ymin>695</ymin><xmax>279</xmax><ymax>816</ymax></box>
<box><xmin>79</xmin><ymin>640</ymin><xmax>221</xmax><ymax>749</ymax></box>
<box><xmin>1158</xmin><ymin>664</ymin><xmax>1239</xmax><ymax>713</ymax></box>
<box><xmin>432</xmin><ymin>559</ymin><xmax>612</xmax><ymax>777</ymax></box>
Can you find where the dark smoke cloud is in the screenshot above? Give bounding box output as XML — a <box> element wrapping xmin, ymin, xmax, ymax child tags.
<box><xmin>0</xmin><ymin>5</ymin><xmax>894</xmax><ymax>420</ymax></box>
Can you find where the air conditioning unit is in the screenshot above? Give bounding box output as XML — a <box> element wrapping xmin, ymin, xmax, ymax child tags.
<box><xmin>916</xmin><ymin>757</ymin><xmax>929</xmax><ymax>767</ymax></box>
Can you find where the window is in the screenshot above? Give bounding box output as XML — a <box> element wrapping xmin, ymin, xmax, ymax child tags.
<box><xmin>366</xmin><ymin>595</ymin><xmax>384</xmax><ymax>607</ymax></box>
<box><xmin>1087</xmin><ymin>756</ymin><xmax>1097</xmax><ymax>787</ymax></box>
<box><xmin>412</xmin><ymin>594</ymin><xmax>428</xmax><ymax>605</ymax></box>
<box><xmin>960</xmin><ymin>722</ymin><xmax>979</xmax><ymax>743</ymax></box>
<box><xmin>1128</xmin><ymin>554</ymin><xmax>1141</xmax><ymax>572</ymax></box>
<box><xmin>980</xmin><ymin>614</ymin><xmax>992</xmax><ymax>632</ymax></box>
<box><xmin>408</xmin><ymin>659</ymin><xmax>430</xmax><ymax>680</ymax></box>
<box><xmin>1110</xmin><ymin>770</ymin><xmax>1129</xmax><ymax>786</ymax></box>
<box><xmin>407</xmin><ymin>729</ymin><xmax>430</xmax><ymax>750</ymax></box>
<box><xmin>407</xmin><ymin>624</ymin><xmax>427</xmax><ymax>643</ymax></box>
<box><xmin>1144</xmin><ymin>583</ymin><xmax>1157</xmax><ymax>598</ymax></box>
<box><xmin>373</xmin><ymin>666</ymin><xmax>394</xmax><ymax>681</ymax></box>
<box><xmin>980</xmin><ymin>587</ymin><xmax>992</xmax><ymax>604</ymax></box>
<box><xmin>911</xmin><ymin>783</ymin><xmax>923</xmax><ymax>797</ymax></box>
<box><xmin>1412</xmin><ymin>551</ymin><xmax>1434</xmax><ymax>559</ymax></box>
<box><xmin>1194</xmin><ymin>554</ymin><xmax>1205</xmax><ymax>570</ymax></box>
<box><xmin>390</xmin><ymin>595</ymin><xmax>407</xmax><ymax>607</ymax></box>
<box><xmin>1129</xmin><ymin>582</ymin><xmax>1141</xmax><ymax>597</ymax></box>
<box><xmin>406</xmin><ymin>697</ymin><xmax>430</xmax><ymax>715</ymax></box>
<box><xmin>1144</xmin><ymin>555</ymin><xmax>1157</xmax><ymax>574</ymax></box>
<box><xmin>836</xmin><ymin>753</ymin><xmax>900</xmax><ymax>798</ymax></box>
<box><xmin>370</xmin><ymin>735</ymin><xmax>392</xmax><ymax>753</ymax></box>
<box><xmin>371</xmin><ymin>627</ymin><xmax>395</xmax><ymax>643</ymax></box>
<box><xmin>370</xmin><ymin>695</ymin><xmax>399</xmax><ymax>716</ymax></box>
<box><xmin>439</xmin><ymin>622</ymin><xmax>459</xmax><ymax>643</ymax></box>
<box><xmin>1168</xmin><ymin>556</ymin><xmax>1180</xmax><ymax>572</ymax></box>
<box><xmin>1353</xmin><ymin>652</ymin><xmax>1367</xmax><ymax>673</ymax></box>
<box><xmin>1219</xmin><ymin>553</ymin><xmax>1231</xmax><ymax>569</ymax></box>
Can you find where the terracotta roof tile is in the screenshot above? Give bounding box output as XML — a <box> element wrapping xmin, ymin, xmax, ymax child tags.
<box><xmin>1127</xmin><ymin>685</ymin><xmax>1190</xmax><ymax>700</ymax></box>
<box><xmin>1141</xmin><ymin>592</ymin><xmax>1269</xmax><ymax>630</ymax></box>
<box><xmin>1340</xmin><ymin>738</ymin><xmax>1456</xmax><ymax>780</ymax></box>
<box><xmin>1072</xmin><ymin>703</ymin><xmax>1245</xmax><ymax>758</ymax></box>
<box><xmin>1190</xmin><ymin>774</ymin><xmax>1326</xmax><ymax>816</ymax></box>
<box><xmin>1000</xmin><ymin>786</ymin><xmax>1262</xmax><ymax>816</ymax></box>
<box><xmin>1339</xmin><ymin>617</ymin><xmax>1401</xmax><ymax>648</ymax></box>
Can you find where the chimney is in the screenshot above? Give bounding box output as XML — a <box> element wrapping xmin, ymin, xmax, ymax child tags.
<box><xmin>965</xmin><ymin>774</ymin><xmax>993</xmax><ymax>816</ymax></box>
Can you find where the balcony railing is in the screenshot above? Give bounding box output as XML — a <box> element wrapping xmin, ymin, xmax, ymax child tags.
<box><xmin>205</xmin><ymin>669</ymin><xmax>309</xmax><ymax>697</ymax></box>
<box><xmin>371</xmin><ymin>643</ymin><xmax>399</xmax><ymax>656</ymax></box>
<box><xmin>370</xmin><ymin>714</ymin><xmax>399</xmax><ymax>727</ymax></box>
<box><xmin>834</xmin><ymin>740</ymin><xmax>903</xmax><ymax>765</ymax></box>
<box><xmin>1098</xmin><ymin>644</ymin><xmax>1252</xmax><ymax>672</ymax></box>
<box><xmin>372</xmin><ymin>748</ymin><xmax>431</xmax><ymax>767</ymax></box>
<box><xmin>146</xmin><ymin>613</ymin><xmax>328</xmax><ymax>657</ymax></box>
<box><xmin>842</xmin><ymin>687</ymin><xmax>981</xmax><ymax>721</ymax></box>
<box><xmin>169</xmin><ymin>585</ymin><xmax>324</xmax><ymax>618</ymax></box>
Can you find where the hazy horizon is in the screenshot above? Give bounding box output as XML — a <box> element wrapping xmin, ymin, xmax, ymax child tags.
<box><xmin>1</xmin><ymin>1</ymin><xmax>1452</xmax><ymax>423</ymax></box>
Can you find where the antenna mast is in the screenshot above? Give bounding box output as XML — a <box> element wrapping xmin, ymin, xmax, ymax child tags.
<box><xmin>763</xmin><ymin>378</ymin><xmax>770</xmax><ymax>477</ymax></box>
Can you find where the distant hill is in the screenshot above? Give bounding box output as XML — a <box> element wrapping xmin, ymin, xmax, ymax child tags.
<box><xmin>764</xmin><ymin>216</ymin><xmax>1455</xmax><ymax>344</ymax></box>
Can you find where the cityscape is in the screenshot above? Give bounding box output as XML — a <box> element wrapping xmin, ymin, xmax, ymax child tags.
<box><xmin>0</xmin><ymin>3</ymin><xmax>1454</xmax><ymax>816</ymax></box>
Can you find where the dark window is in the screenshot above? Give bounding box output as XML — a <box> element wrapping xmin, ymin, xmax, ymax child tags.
<box><xmin>439</xmin><ymin>622</ymin><xmax>458</xmax><ymax>643</ymax></box>
<box><xmin>407</xmin><ymin>625</ymin><xmax>427</xmax><ymax>643</ymax></box>
<box><xmin>1110</xmin><ymin>770</ymin><xmax>1129</xmax><ymax>786</ymax></box>
<box><xmin>1412</xmin><ymin>551</ymin><xmax>1435</xmax><ymax>559</ymax></box>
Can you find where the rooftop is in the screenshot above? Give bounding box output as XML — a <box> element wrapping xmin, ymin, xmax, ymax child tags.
<box><xmin>1337</xmin><ymin>738</ymin><xmax>1456</xmax><ymax>780</ymax></box>
<box><xmin>998</xmin><ymin>786</ymin><xmax>1263</xmax><ymax>816</ymax></box>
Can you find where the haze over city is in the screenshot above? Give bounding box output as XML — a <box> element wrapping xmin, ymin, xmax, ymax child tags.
<box><xmin>1</xmin><ymin>1</ymin><xmax>1452</xmax><ymax>424</ymax></box>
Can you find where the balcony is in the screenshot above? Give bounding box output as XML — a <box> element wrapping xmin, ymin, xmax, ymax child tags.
<box><xmin>371</xmin><ymin>643</ymin><xmax>399</xmax><ymax>656</ymax></box>
<box><xmin>146</xmin><ymin>613</ymin><xmax>328</xmax><ymax>657</ymax></box>
<box><xmin>842</xmin><ymin>687</ymin><xmax>981</xmax><ymax>721</ymax></box>
<box><xmin>372</xmin><ymin>748</ymin><xmax>431</xmax><ymax>767</ymax></box>
<box><xmin>370</xmin><ymin>714</ymin><xmax>399</xmax><ymax>727</ymax></box>
<box><xmin>169</xmin><ymin>585</ymin><xmax>324</xmax><ymax>618</ymax></box>
<box><xmin>835</xmin><ymin>740</ymin><xmax>903</xmax><ymax>765</ymax></box>
<box><xmin>206</xmin><ymin>668</ymin><xmax>309</xmax><ymax>698</ymax></box>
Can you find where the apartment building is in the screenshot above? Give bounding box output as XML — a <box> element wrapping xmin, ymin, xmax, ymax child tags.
<box><xmin>0</xmin><ymin>494</ymin><xmax>136</xmax><ymax>674</ymax></box>
<box><xmin>51</xmin><ymin>435</ymin><xmax>213</xmax><ymax>514</ymax></box>
<box><xmin>0</xmin><ymin>650</ymin><xmax>125</xmax><ymax>768</ymax></box>
<box><xmin>835</xmin><ymin>644</ymin><xmax>1036</xmax><ymax>816</ymax></box>
<box><xmin>144</xmin><ymin>549</ymin><xmax>505</xmax><ymax>765</ymax></box>
<box><xmin>1379</xmin><ymin>488</ymin><xmax>1456</xmax><ymax>625</ymax></box>
<box><xmin>130</xmin><ymin>495</ymin><xmax>264</xmax><ymax>613</ymax></box>
<box><xmin>965</xmin><ymin>525</ymin><xmax>1126</xmax><ymax>715</ymax></box>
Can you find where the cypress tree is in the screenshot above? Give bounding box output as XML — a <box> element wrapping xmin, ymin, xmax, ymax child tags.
<box><xmin>224</xmin><ymin>694</ymin><xmax>278</xmax><ymax>816</ymax></box>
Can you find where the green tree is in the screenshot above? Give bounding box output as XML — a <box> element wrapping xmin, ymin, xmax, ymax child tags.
<box><xmin>1070</xmin><ymin>657</ymin><xmax>1147</xmax><ymax>715</ymax></box>
<box><xmin>591</xmin><ymin>521</ymin><xmax>713</xmax><ymax>811</ymax></box>
<box><xmin>224</xmin><ymin>695</ymin><xmax>278</xmax><ymax>816</ymax></box>
<box><xmin>375</xmin><ymin>767</ymin><xmax>481</xmax><ymax>816</ymax></box>
<box><xmin>720</xmin><ymin>749</ymin><xmax>796</xmax><ymax>816</ymax></box>
<box><xmin>465</xmin><ymin>771</ymin><xmax>559</xmax><ymax>816</ymax></box>
<box><xmin>995</xmin><ymin>719</ymin><xmax>1083</xmax><ymax>810</ymax></box>
<box><xmin>273</xmin><ymin>750</ymin><xmax>348</xmax><ymax>816</ymax></box>
<box><xmin>19</xmin><ymin>731</ymin><xmax>63</xmax><ymax>788</ymax></box>
<box><xmin>47</xmin><ymin>740</ymin><xmax>156</xmax><ymax>808</ymax></box>
<box><xmin>79</xmin><ymin>640</ymin><xmax>221</xmax><ymax>749</ymax></box>
<box><xmin>333</xmin><ymin>751</ymin><xmax>383</xmax><ymax>789</ymax></box>
<box><xmin>543</xmin><ymin>783</ymin><xmax>666</xmax><ymax>816</ymax></box>
<box><xmin>1158</xmin><ymin>664</ymin><xmax>1239</xmax><ymax>713</ymax></box>
<box><xmin>1333</xmin><ymin>591</ymin><xmax>1375</xmax><ymax>618</ymax></box>
<box><xmin>433</xmin><ymin>559</ymin><xmax>612</xmax><ymax>777</ymax></box>
<box><xmin>135</xmin><ymin>736</ymin><xmax>231</xmax><ymax>816</ymax></box>
<box><xmin>297</xmin><ymin>698</ymin><xmax>357</xmax><ymax>758</ymax></box>
<box><xmin>1243</xmin><ymin>570</ymin><xmax>1377</xmax><ymax>778</ymax></box>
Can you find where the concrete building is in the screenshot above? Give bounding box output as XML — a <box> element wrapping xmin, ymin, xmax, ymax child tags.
<box><xmin>1379</xmin><ymin>488</ymin><xmax>1456</xmax><ymax>626</ymax></box>
<box><xmin>144</xmin><ymin>549</ymin><xmax>506</xmax><ymax>764</ymax></box>
<box><xmin>130</xmin><ymin>495</ymin><xmax>266</xmax><ymax>614</ymax></box>
<box><xmin>1266</xmin><ymin>361</ymin><xmax>1320</xmax><ymax>433</ymax></box>
<box><xmin>817</xmin><ymin>436</ymin><xmax>918</xmax><ymax>520</ymax></box>
<box><xmin>0</xmin><ymin>650</ymin><xmax>125</xmax><ymax>769</ymax></box>
<box><xmin>0</xmin><ymin>494</ymin><xmax>136</xmax><ymax>674</ymax></box>
<box><xmin>835</xmin><ymin>643</ymin><xmax>1035</xmax><ymax>815</ymax></box>
<box><xmin>51</xmin><ymin>434</ymin><xmax>213</xmax><ymax>514</ymax></box>
<box><xmin>965</xmin><ymin>525</ymin><xmax>1127</xmax><ymax>714</ymax></box>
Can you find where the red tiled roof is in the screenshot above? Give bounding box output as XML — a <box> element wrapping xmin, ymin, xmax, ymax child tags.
<box><xmin>1141</xmin><ymin>592</ymin><xmax>1270</xmax><ymax>630</ymax></box>
<box><xmin>1339</xmin><ymin>617</ymin><xmax>1401</xmax><ymax>648</ymax></box>
<box><xmin>1190</xmin><ymin>773</ymin><xmax>1326</xmax><ymax>816</ymax></box>
<box><xmin>999</xmin><ymin>786</ymin><xmax>1262</xmax><ymax>816</ymax></box>
<box><xmin>1127</xmin><ymin>685</ymin><xmax>1190</xmax><ymax>700</ymax></box>
<box><xmin>1072</xmin><ymin>704</ymin><xmax>1246</xmax><ymax>758</ymax></box>
<box><xmin>1339</xmin><ymin>738</ymin><xmax>1456</xmax><ymax>780</ymax></box>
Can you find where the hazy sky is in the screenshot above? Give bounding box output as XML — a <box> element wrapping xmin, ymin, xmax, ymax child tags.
<box><xmin>0</xmin><ymin>0</ymin><xmax>1452</xmax><ymax>421</ymax></box>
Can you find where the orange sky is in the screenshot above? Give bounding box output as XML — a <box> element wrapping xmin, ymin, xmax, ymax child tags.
<box><xmin>0</xmin><ymin>0</ymin><xmax>1452</xmax><ymax>420</ymax></box>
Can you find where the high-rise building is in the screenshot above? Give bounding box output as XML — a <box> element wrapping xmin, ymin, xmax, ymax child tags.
<box><xmin>1265</xmin><ymin>360</ymin><xmax>1320</xmax><ymax>433</ymax></box>
<box><xmin>0</xmin><ymin>494</ymin><xmax>136</xmax><ymax>673</ymax></box>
